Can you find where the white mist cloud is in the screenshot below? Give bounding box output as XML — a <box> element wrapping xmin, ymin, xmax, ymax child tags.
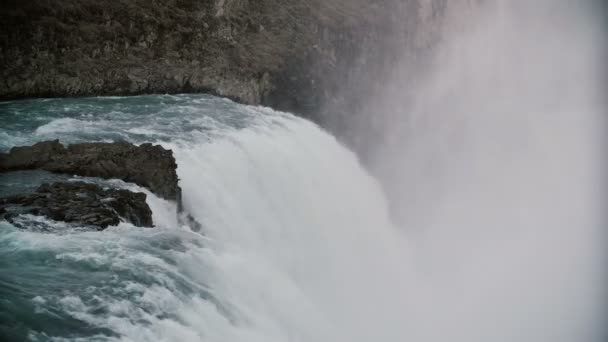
<box><xmin>368</xmin><ymin>1</ymin><xmax>606</xmax><ymax>341</ymax></box>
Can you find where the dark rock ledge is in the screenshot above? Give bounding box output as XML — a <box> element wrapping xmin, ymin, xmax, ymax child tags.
<box><xmin>0</xmin><ymin>140</ymin><xmax>181</xmax><ymax>201</ymax></box>
<box><xmin>0</xmin><ymin>140</ymin><xmax>182</xmax><ymax>230</ymax></box>
<box><xmin>0</xmin><ymin>182</ymin><xmax>153</xmax><ymax>229</ymax></box>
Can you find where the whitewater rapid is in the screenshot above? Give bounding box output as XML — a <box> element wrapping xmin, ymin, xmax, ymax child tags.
<box><xmin>0</xmin><ymin>82</ymin><xmax>605</xmax><ymax>341</ymax></box>
<box><xmin>171</xmin><ymin>116</ymin><xmax>416</xmax><ymax>342</ymax></box>
<box><xmin>0</xmin><ymin>95</ymin><xmax>418</xmax><ymax>342</ymax></box>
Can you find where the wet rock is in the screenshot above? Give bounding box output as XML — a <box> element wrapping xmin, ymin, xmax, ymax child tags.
<box><xmin>0</xmin><ymin>182</ymin><xmax>153</xmax><ymax>229</ymax></box>
<box><xmin>0</xmin><ymin>140</ymin><xmax>180</xmax><ymax>201</ymax></box>
<box><xmin>0</xmin><ymin>140</ymin><xmax>66</xmax><ymax>169</ymax></box>
<box><xmin>178</xmin><ymin>212</ymin><xmax>203</xmax><ymax>233</ymax></box>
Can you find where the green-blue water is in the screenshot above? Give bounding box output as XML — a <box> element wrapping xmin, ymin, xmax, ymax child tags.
<box><xmin>0</xmin><ymin>95</ymin><xmax>248</xmax><ymax>341</ymax></box>
<box><xmin>0</xmin><ymin>94</ymin><xmax>403</xmax><ymax>342</ymax></box>
<box><xmin>0</xmin><ymin>95</ymin><xmax>302</xmax><ymax>341</ymax></box>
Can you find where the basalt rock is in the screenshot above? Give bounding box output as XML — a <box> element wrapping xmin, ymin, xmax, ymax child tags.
<box><xmin>0</xmin><ymin>181</ymin><xmax>153</xmax><ymax>229</ymax></box>
<box><xmin>0</xmin><ymin>140</ymin><xmax>180</xmax><ymax>201</ymax></box>
<box><xmin>0</xmin><ymin>0</ymin><xmax>433</xmax><ymax>124</ymax></box>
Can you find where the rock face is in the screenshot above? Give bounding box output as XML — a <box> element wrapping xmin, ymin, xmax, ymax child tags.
<box><xmin>0</xmin><ymin>140</ymin><xmax>180</xmax><ymax>201</ymax></box>
<box><xmin>0</xmin><ymin>0</ymin><xmax>482</xmax><ymax>165</ymax></box>
<box><xmin>0</xmin><ymin>0</ymin><xmax>441</xmax><ymax>122</ymax></box>
<box><xmin>0</xmin><ymin>182</ymin><xmax>153</xmax><ymax>229</ymax></box>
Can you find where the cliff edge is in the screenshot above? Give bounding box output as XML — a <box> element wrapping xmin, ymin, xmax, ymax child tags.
<box><xmin>0</xmin><ymin>0</ymin><xmax>416</xmax><ymax>121</ymax></box>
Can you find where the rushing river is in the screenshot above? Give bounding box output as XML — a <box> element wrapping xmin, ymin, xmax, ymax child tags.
<box><xmin>0</xmin><ymin>91</ymin><xmax>605</xmax><ymax>342</ymax></box>
<box><xmin>0</xmin><ymin>95</ymin><xmax>413</xmax><ymax>341</ymax></box>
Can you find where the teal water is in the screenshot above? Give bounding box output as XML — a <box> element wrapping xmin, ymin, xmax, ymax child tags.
<box><xmin>0</xmin><ymin>95</ymin><xmax>404</xmax><ymax>342</ymax></box>
<box><xmin>0</xmin><ymin>95</ymin><xmax>260</xmax><ymax>151</ymax></box>
<box><xmin>0</xmin><ymin>87</ymin><xmax>606</xmax><ymax>341</ymax></box>
<box><xmin>0</xmin><ymin>95</ymin><xmax>258</xmax><ymax>341</ymax></box>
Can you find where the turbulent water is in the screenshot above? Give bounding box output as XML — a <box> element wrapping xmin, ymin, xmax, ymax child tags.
<box><xmin>0</xmin><ymin>89</ymin><xmax>604</xmax><ymax>342</ymax></box>
<box><xmin>0</xmin><ymin>95</ymin><xmax>413</xmax><ymax>341</ymax></box>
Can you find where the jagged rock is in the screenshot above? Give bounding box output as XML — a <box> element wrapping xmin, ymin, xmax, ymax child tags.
<box><xmin>0</xmin><ymin>181</ymin><xmax>153</xmax><ymax>229</ymax></box>
<box><xmin>0</xmin><ymin>140</ymin><xmax>180</xmax><ymax>201</ymax></box>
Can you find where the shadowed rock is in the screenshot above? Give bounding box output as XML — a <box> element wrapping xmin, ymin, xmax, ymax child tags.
<box><xmin>0</xmin><ymin>0</ymin><xmax>410</xmax><ymax>122</ymax></box>
<box><xmin>0</xmin><ymin>140</ymin><xmax>180</xmax><ymax>201</ymax></box>
<box><xmin>0</xmin><ymin>181</ymin><xmax>153</xmax><ymax>229</ymax></box>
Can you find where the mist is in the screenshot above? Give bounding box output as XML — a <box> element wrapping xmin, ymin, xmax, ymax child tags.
<box><xmin>365</xmin><ymin>1</ymin><xmax>606</xmax><ymax>341</ymax></box>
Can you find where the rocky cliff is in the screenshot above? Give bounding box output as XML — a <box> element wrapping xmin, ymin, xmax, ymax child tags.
<box><xmin>0</xmin><ymin>0</ymin><xmax>457</xmax><ymax>123</ymax></box>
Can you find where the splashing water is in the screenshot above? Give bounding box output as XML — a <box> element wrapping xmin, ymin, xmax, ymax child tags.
<box><xmin>0</xmin><ymin>95</ymin><xmax>416</xmax><ymax>342</ymax></box>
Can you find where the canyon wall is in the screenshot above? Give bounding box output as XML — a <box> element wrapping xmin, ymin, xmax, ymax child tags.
<box><xmin>0</xmin><ymin>0</ymin><xmax>464</xmax><ymax>123</ymax></box>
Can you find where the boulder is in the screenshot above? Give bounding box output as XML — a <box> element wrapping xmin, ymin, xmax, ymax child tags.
<box><xmin>0</xmin><ymin>181</ymin><xmax>153</xmax><ymax>229</ymax></box>
<box><xmin>0</xmin><ymin>140</ymin><xmax>180</xmax><ymax>201</ymax></box>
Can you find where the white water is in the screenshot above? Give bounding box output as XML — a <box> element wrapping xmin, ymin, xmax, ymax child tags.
<box><xmin>5</xmin><ymin>88</ymin><xmax>604</xmax><ymax>341</ymax></box>
<box><xmin>11</xmin><ymin>101</ymin><xmax>604</xmax><ymax>341</ymax></box>
<box><xmin>141</xmin><ymin>85</ymin><xmax>604</xmax><ymax>341</ymax></box>
<box><xmin>9</xmin><ymin>112</ymin><xmax>414</xmax><ymax>341</ymax></box>
<box><xmin>167</xmin><ymin>116</ymin><xmax>414</xmax><ymax>342</ymax></box>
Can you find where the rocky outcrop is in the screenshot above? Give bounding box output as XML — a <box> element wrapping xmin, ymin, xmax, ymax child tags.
<box><xmin>0</xmin><ymin>0</ymin><xmax>434</xmax><ymax>121</ymax></box>
<box><xmin>0</xmin><ymin>181</ymin><xmax>153</xmax><ymax>229</ymax></box>
<box><xmin>0</xmin><ymin>140</ymin><xmax>180</xmax><ymax>201</ymax></box>
<box><xmin>0</xmin><ymin>0</ymin><xmax>480</xmax><ymax>164</ymax></box>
